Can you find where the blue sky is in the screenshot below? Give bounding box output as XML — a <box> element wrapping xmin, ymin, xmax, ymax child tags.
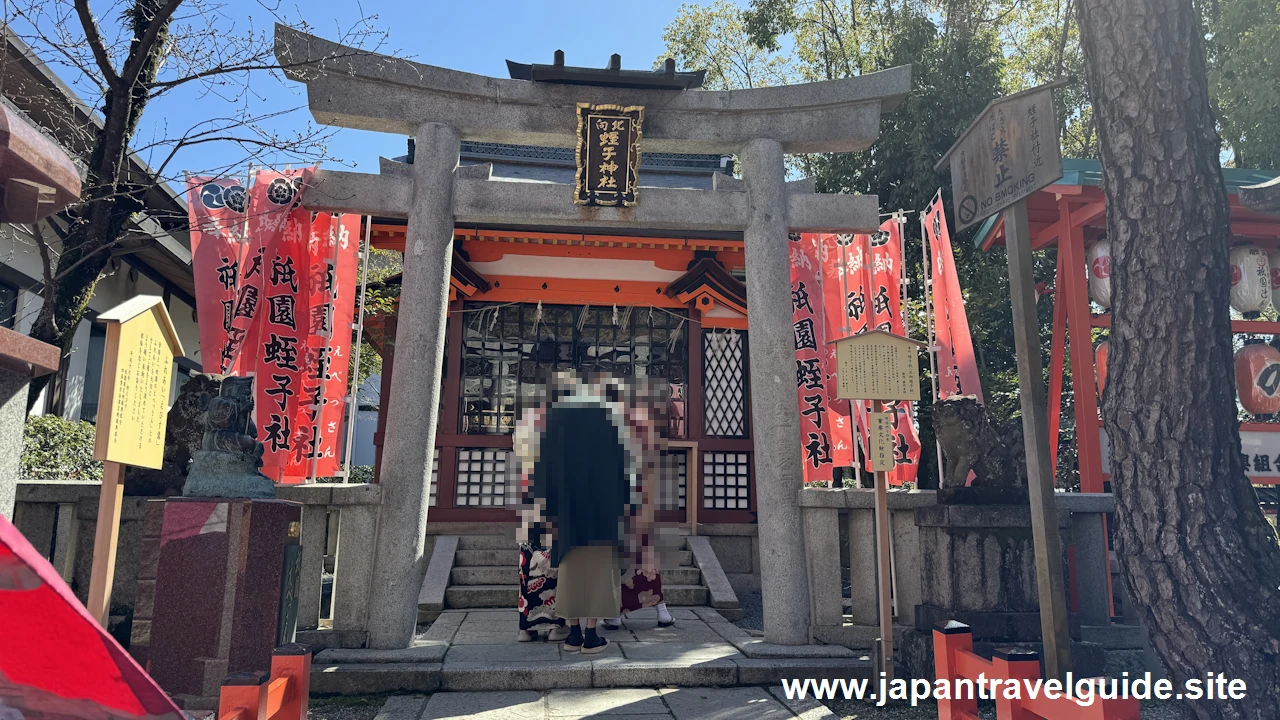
<box><xmin>23</xmin><ymin>0</ymin><xmax>717</xmax><ymax>191</ymax></box>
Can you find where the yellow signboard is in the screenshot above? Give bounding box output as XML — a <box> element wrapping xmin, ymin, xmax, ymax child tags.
<box><xmin>833</xmin><ymin>330</ymin><xmax>924</xmax><ymax>401</ymax></box>
<box><xmin>869</xmin><ymin>411</ymin><xmax>896</xmax><ymax>472</ymax></box>
<box><xmin>92</xmin><ymin>297</ymin><xmax>184</xmax><ymax>469</ymax></box>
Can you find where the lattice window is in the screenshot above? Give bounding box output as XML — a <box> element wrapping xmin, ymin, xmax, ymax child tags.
<box><xmin>460</xmin><ymin>302</ymin><xmax>688</xmax><ymax>434</ymax></box>
<box><xmin>703</xmin><ymin>451</ymin><xmax>750</xmax><ymax>510</ymax></box>
<box><xmin>455</xmin><ymin>448</ymin><xmax>509</xmax><ymax>506</ymax></box>
<box><xmin>702</xmin><ymin>330</ymin><xmax>747</xmax><ymax>437</ymax></box>
<box><xmin>657</xmin><ymin>448</ymin><xmax>688</xmax><ymax>511</ymax></box>
<box><xmin>429</xmin><ymin>448</ymin><xmax>439</xmax><ymax>507</ymax></box>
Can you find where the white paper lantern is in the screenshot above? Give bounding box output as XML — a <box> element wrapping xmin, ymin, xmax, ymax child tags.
<box><xmin>1087</xmin><ymin>241</ymin><xmax>1112</xmax><ymax>309</ymax></box>
<box><xmin>1268</xmin><ymin>250</ymin><xmax>1280</xmax><ymax>314</ymax></box>
<box><xmin>1230</xmin><ymin>245</ymin><xmax>1271</xmax><ymax>317</ymax></box>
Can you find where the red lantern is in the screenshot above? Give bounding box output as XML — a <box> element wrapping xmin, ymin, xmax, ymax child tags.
<box><xmin>1087</xmin><ymin>241</ymin><xmax>1111</xmax><ymax>308</ymax></box>
<box><xmin>1230</xmin><ymin>245</ymin><xmax>1271</xmax><ymax>317</ymax></box>
<box><xmin>1235</xmin><ymin>342</ymin><xmax>1280</xmax><ymax>416</ymax></box>
<box><xmin>1095</xmin><ymin>341</ymin><xmax>1109</xmax><ymax>399</ymax></box>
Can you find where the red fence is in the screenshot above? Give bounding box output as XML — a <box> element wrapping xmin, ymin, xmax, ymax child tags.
<box><xmin>934</xmin><ymin>622</ymin><xmax>1139</xmax><ymax>720</ymax></box>
<box><xmin>218</xmin><ymin>644</ymin><xmax>311</xmax><ymax>720</ymax></box>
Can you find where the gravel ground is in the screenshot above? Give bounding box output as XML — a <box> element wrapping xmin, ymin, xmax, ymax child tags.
<box><xmin>734</xmin><ymin>588</ymin><xmax>764</xmax><ymax>631</ymax></box>
<box><xmin>307</xmin><ymin>695</ymin><xmax>387</xmax><ymax>720</ymax></box>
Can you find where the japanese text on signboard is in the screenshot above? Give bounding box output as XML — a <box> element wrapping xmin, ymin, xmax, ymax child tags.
<box><xmin>945</xmin><ymin>86</ymin><xmax>1063</xmax><ymax>231</ymax></box>
<box><xmin>575</xmin><ymin>103</ymin><xmax>643</xmax><ymax>207</ymax></box>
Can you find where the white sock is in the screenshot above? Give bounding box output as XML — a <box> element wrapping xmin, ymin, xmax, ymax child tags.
<box><xmin>657</xmin><ymin>603</ymin><xmax>673</xmax><ymax>623</ymax></box>
<box><xmin>605</xmin><ymin>616</ymin><xmax>622</xmax><ymax>626</ymax></box>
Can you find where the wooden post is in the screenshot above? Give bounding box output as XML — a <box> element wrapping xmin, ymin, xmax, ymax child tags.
<box><xmin>87</xmin><ymin>461</ymin><xmax>125</xmax><ymax>624</ymax></box>
<box><xmin>86</xmin><ymin>296</ymin><xmax>184</xmax><ymax>628</ymax></box>
<box><xmin>1003</xmin><ymin>199</ymin><xmax>1073</xmax><ymax>679</ymax></box>
<box><xmin>871</xmin><ymin>399</ymin><xmax>894</xmax><ymax>680</ymax></box>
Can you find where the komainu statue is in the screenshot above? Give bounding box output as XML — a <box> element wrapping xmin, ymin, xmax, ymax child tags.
<box><xmin>183</xmin><ymin>376</ymin><xmax>274</xmax><ymax>499</ymax></box>
<box><xmin>931</xmin><ymin>396</ymin><xmax>1028</xmax><ymax>504</ymax></box>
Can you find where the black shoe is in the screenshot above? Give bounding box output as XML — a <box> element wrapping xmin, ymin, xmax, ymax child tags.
<box><xmin>657</xmin><ymin>619</ymin><xmax>676</xmax><ymax>628</ymax></box>
<box><xmin>582</xmin><ymin>630</ymin><xmax>609</xmax><ymax>655</ymax></box>
<box><xmin>601</xmin><ymin>620</ymin><xmax>622</xmax><ymax>631</ymax></box>
<box><xmin>562</xmin><ymin>626</ymin><xmax>584</xmax><ymax>653</ymax></box>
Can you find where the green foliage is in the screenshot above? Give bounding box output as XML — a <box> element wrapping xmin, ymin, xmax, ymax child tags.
<box><xmin>20</xmin><ymin>414</ymin><xmax>103</xmax><ymax>483</ymax></box>
<box><xmin>659</xmin><ymin>0</ymin><xmax>795</xmax><ymax>88</ymax></box>
<box><xmin>1204</xmin><ymin>0</ymin><xmax>1280</xmax><ymax>169</ymax></box>
<box><xmin>351</xmin><ymin>342</ymin><xmax>383</xmax><ymax>387</ymax></box>
<box><xmin>661</xmin><ymin>0</ymin><xmax>1069</xmax><ymax>485</ymax></box>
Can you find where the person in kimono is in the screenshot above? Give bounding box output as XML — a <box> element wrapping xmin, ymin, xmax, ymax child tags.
<box><xmin>516</xmin><ymin>371</ymin><xmax>638</xmax><ymax>654</ymax></box>
<box><xmin>599</xmin><ymin>377</ymin><xmax>676</xmax><ymax>630</ymax></box>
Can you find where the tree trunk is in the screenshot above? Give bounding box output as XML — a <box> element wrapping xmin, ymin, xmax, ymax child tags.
<box><xmin>1076</xmin><ymin>1</ymin><xmax>1280</xmax><ymax>718</ymax></box>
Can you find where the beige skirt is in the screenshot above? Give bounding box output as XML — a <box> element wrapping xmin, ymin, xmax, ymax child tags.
<box><xmin>554</xmin><ymin>545</ymin><xmax>622</xmax><ymax>620</ymax></box>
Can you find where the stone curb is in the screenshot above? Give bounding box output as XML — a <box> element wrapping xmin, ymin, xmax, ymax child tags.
<box><xmin>309</xmin><ymin>655</ymin><xmax>874</xmax><ymax>693</ymax></box>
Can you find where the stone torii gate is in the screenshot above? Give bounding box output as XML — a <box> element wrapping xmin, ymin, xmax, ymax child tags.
<box><xmin>274</xmin><ymin>25</ymin><xmax>912</xmax><ymax>650</ymax></box>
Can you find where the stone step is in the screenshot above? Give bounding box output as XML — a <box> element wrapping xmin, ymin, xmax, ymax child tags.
<box><xmin>454</xmin><ymin>549</ymin><xmax>517</xmax><ymax>567</ymax></box>
<box><xmin>456</xmin><ymin>535</ymin><xmax>512</xmax><ymax>550</ymax></box>
<box><xmin>448</xmin><ymin>565</ymin><xmax>704</xmax><ymax>587</ymax></box>
<box><xmin>454</xmin><ymin>548</ymin><xmax>693</xmax><ymax>568</ymax></box>
<box><xmin>661</xmin><ymin>585</ymin><xmax>709</xmax><ymax>606</ymax></box>
<box><xmin>658</xmin><ymin>567</ymin><xmax>702</xmax><ymax>585</ymax></box>
<box><xmin>444</xmin><ymin>584</ymin><xmax>709</xmax><ymax>609</ymax></box>
<box><xmin>445</xmin><ymin>584</ymin><xmax>519</xmax><ymax>608</ymax></box>
<box><xmin>450</xmin><ymin>566</ymin><xmax>519</xmax><ymax>586</ymax></box>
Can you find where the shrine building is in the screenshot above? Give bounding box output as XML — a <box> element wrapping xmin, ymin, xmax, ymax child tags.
<box><xmin>364</xmin><ymin>138</ymin><xmax>757</xmax><ymax>528</ymax></box>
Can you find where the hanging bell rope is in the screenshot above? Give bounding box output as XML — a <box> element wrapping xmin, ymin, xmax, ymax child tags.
<box><xmin>577</xmin><ymin>303</ymin><xmax>591</xmax><ymax>331</ymax></box>
<box><xmin>534</xmin><ymin>300</ymin><xmax>543</xmax><ymax>327</ymax></box>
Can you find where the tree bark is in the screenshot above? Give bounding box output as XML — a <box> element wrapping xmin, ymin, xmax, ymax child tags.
<box><xmin>1076</xmin><ymin>1</ymin><xmax>1280</xmax><ymax>717</ymax></box>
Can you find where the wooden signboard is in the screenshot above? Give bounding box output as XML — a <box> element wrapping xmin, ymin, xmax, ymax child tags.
<box><xmin>832</xmin><ymin>329</ymin><xmax>924</xmax><ymax>401</ymax></box>
<box><xmin>575</xmin><ymin>103</ymin><xmax>643</xmax><ymax>207</ymax></box>
<box><xmin>87</xmin><ymin>296</ymin><xmax>184</xmax><ymax>624</ymax></box>
<box><xmin>868</xmin><ymin>411</ymin><xmax>896</xmax><ymax>472</ymax></box>
<box><xmin>937</xmin><ymin>83</ymin><xmax>1065</xmax><ymax>231</ymax></box>
<box><xmin>827</xmin><ymin>328</ymin><xmax>924</xmax><ymax>681</ymax></box>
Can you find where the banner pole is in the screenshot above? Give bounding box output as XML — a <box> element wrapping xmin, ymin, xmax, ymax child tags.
<box><xmin>921</xmin><ymin>211</ymin><xmax>945</xmax><ymax>489</ymax></box>
<box><xmin>343</xmin><ymin>217</ymin><xmax>373</xmax><ymax>481</ymax></box>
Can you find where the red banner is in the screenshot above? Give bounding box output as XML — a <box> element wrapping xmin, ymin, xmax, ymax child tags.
<box><xmin>255</xmin><ymin>209</ymin><xmax>310</xmax><ymax>480</ymax></box>
<box><xmin>818</xmin><ymin>220</ymin><xmax>921</xmax><ymax>485</ymax></box>
<box><xmin>791</xmin><ymin>233</ymin><xmax>853</xmax><ymax>482</ymax></box>
<box><xmin>224</xmin><ymin>169</ymin><xmax>313</xmax><ymax>376</ymax></box>
<box><xmin>285</xmin><ymin>213</ymin><xmax>360</xmax><ymax>481</ymax></box>
<box><xmin>925</xmin><ymin>195</ymin><xmax>984</xmax><ymax>402</ymax></box>
<box><xmin>186</xmin><ymin>177</ymin><xmax>248</xmax><ymax>374</ymax></box>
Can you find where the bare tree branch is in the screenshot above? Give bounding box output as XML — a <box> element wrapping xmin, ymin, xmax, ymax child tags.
<box><xmin>119</xmin><ymin>0</ymin><xmax>185</xmax><ymax>86</ymax></box>
<box><xmin>30</xmin><ymin>222</ymin><xmax>56</xmax><ymax>307</ymax></box>
<box><xmin>72</xmin><ymin>0</ymin><xmax>121</xmax><ymax>86</ymax></box>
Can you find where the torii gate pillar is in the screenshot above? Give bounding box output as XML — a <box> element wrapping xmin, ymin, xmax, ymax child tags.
<box><xmin>365</xmin><ymin>123</ymin><xmax>460</xmax><ymax>648</ymax></box>
<box><xmin>742</xmin><ymin>138</ymin><xmax>811</xmax><ymax>644</ymax></box>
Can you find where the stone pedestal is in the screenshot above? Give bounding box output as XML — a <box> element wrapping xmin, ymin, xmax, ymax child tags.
<box><xmin>145</xmin><ymin>498</ymin><xmax>301</xmax><ymax>709</ymax></box>
<box><xmin>914</xmin><ymin>503</ymin><xmax>1079</xmax><ymax>643</ymax></box>
<box><xmin>0</xmin><ymin>327</ymin><xmax>60</xmax><ymax>521</ymax></box>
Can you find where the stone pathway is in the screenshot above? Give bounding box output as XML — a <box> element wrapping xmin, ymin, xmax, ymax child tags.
<box><xmin>310</xmin><ymin>607</ymin><xmax>867</xmax><ymax>693</ymax></box>
<box><xmin>370</xmin><ymin>687</ymin><xmax>836</xmax><ymax>720</ymax></box>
